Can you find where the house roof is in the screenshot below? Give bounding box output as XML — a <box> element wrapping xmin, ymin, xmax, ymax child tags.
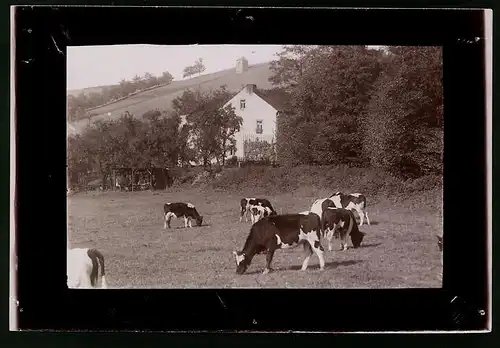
<box><xmin>253</xmin><ymin>89</ymin><xmax>290</xmax><ymax>112</ymax></box>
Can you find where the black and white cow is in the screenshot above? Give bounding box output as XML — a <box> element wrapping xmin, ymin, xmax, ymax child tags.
<box><xmin>322</xmin><ymin>207</ymin><xmax>366</xmax><ymax>251</ymax></box>
<box><xmin>67</xmin><ymin>248</ymin><xmax>107</xmax><ymax>288</ymax></box>
<box><xmin>250</xmin><ymin>205</ymin><xmax>274</xmax><ymax>223</ymax></box>
<box><xmin>329</xmin><ymin>192</ymin><xmax>371</xmax><ymax>226</ymax></box>
<box><xmin>240</xmin><ymin>198</ymin><xmax>277</xmax><ymax>223</ymax></box>
<box><xmin>232</xmin><ymin>213</ymin><xmax>325</xmax><ymax>275</ymax></box>
<box><xmin>163</xmin><ymin>202</ymin><xmax>203</xmax><ymax>229</ymax></box>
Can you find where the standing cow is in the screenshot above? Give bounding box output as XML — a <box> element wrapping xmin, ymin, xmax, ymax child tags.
<box><xmin>322</xmin><ymin>207</ymin><xmax>366</xmax><ymax>251</ymax></box>
<box><xmin>232</xmin><ymin>212</ymin><xmax>325</xmax><ymax>275</ymax></box>
<box><xmin>239</xmin><ymin>198</ymin><xmax>277</xmax><ymax>223</ymax></box>
<box><xmin>329</xmin><ymin>192</ymin><xmax>371</xmax><ymax>226</ymax></box>
<box><xmin>164</xmin><ymin>202</ymin><xmax>203</xmax><ymax>229</ymax></box>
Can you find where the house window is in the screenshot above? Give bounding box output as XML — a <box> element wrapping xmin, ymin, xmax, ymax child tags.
<box><xmin>240</xmin><ymin>99</ymin><xmax>246</xmax><ymax>110</ymax></box>
<box><xmin>256</xmin><ymin>120</ymin><xmax>263</xmax><ymax>134</ymax></box>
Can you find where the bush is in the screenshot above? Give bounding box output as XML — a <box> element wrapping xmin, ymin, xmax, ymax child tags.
<box><xmin>209</xmin><ymin>164</ymin><xmax>443</xmax><ymax>197</ymax></box>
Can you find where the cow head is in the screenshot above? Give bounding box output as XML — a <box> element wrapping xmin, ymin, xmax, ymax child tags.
<box><xmin>196</xmin><ymin>215</ymin><xmax>204</xmax><ymax>226</ymax></box>
<box><xmin>232</xmin><ymin>251</ymin><xmax>249</xmax><ymax>274</ymax></box>
<box><xmin>351</xmin><ymin>231</ymin><xmax>366</xmax><ymax>248</ymax></box>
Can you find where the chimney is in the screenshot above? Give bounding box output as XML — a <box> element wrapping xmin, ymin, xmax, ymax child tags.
<box><xmin>246</xmin><ymin>84</ymin><xmax>256</xmax><ymax>95</ymax></box>
<box><xmin>236</xmin><ymin>56</ymin><xmax>249</xmax><ymax>74</ymax></box>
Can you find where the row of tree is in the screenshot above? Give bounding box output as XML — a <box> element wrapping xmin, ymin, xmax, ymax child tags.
<box><xmin>272</xmin><ymin>45</ymin><xmax>443</xmax><ymax>178</ymax></box>
<box><xmin>67</xmin><ymin>86</ymin><xmax>243</xmax><ymax>187</ymax></box>
<box><xmin>182</xmin><ymin>58</ymin><xmax>207</xmax><ymax>79</ymax></box>
<box><xmin>68</xmin><ymin>57</ymin><xmax>209</xmax><ymax>123</ymax></box>
<box><xmin>68</xmin><ymin>71</ymin><xmax>175</xmax><ymax>122</ymax></box>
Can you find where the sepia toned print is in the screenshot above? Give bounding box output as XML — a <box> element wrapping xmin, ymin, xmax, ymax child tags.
<box><xmin>67</xmin><ymin>44</ymin><xmax>443</xmax><ymax>289</ymax></box>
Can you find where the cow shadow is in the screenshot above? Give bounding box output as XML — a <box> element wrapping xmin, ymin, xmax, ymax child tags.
<box><xmin>288</xmin><ymin>259</ymin><xmax>363</xmax><ymax>271</ymax></box>
<box><xmin>356</xmin><ymin>220</ymin><xmax>379</xmax><ymax>226</ymax></box>
<box><xmin>243</xmin><ymin>259</ymin><xmax>363</xmax><ymax>275</ymax></box>
<box><xmin>357</xmin><ymin>242</ymin><xmax>382</xmax><ymax>249</ymax></box>
<box><xmin>170</xmin><ymin>224</ymin><xmax>210</xmax><ymax>229</ymax></box>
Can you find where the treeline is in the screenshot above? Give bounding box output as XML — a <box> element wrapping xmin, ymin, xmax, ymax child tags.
<box><xmin>67</xmin><ymin>86</ymin><xmax>242</xmax><ymax>187</ymax></box>
<box><xmin>68</xmin><ymin>71</ymin><xmax>174</xmax><ymax>122</ymax></box>
<box><xmin>272</xmin><ymin>45</ymin><xmax>443</xmax><ymax>178</ymax></box>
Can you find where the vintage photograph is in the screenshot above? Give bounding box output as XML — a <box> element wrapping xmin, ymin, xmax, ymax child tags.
<box><xmin>66</xmin><ymin>44</ymin><xmax>443</xmax><ymax>289</ymax></box>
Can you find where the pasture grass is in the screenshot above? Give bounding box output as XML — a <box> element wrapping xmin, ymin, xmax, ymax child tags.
<box><xmin>68</xmin><ymin>183</ymin><xmax>443</xmax><ymax>288</ymax></box>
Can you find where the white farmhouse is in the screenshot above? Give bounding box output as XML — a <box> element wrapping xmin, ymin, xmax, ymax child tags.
<box><xmin>224</xmin><ymin>83</ymin><xmax>285</xmax><ymax>160</ymax></box>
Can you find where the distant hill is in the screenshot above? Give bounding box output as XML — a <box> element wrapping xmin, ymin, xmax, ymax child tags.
<box><xmin>67</xmin><ymin>84</ymin><xmax>119</xmax><ymax>97</ymax></box>
<box><xmin>69</xmin><ymin>62</ymin><xmax>276</xmax><ymax>134</ymax></box>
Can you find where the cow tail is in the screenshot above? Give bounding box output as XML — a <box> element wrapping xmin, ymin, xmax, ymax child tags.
<box><xmin>96</xmin><ymin>250</ymin><xmax>107</xmax><ymax>289</ymax></box>
<box><xmin>346</xmin><ymin>213</ymin><xmax>354</xmax><ymax>237</ymax></box>
<box><xmin>87</xmin><ymin>249</ymin><xmax>99</xmax><ymax>287</ymax></box>
<box><xmin>87</xmin><ymin>249</ymin><xmax>107</xmax><ymax>288</ymax></box>
<box><xmin>362</xmin><ymin>196</ymin><xmax>367</xmax><ymax>209</ymax></box>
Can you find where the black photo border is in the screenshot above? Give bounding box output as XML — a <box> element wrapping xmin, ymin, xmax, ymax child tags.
<box><xmin>11</xmin><ymin>6</ymin><xmax>490</xmax><ymax>333</ymax></box>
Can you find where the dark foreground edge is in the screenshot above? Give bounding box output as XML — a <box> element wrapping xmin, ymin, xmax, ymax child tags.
<box><xmin>12</xmin><ymin>6</ymin><xmax>489</xmax><ymax>332</ymax></box>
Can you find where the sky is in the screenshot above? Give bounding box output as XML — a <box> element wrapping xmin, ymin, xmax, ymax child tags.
<box><xmin>67</xmin><ymin>44</ymin><xmax>386</xmax><ymax>91</ymax></box>
<box><xmin>66</xmin><ymin>44</ymin><xmax>284</xmax><ymax>91</ymax></box>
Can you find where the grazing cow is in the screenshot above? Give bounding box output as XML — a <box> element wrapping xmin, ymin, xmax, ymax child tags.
<box><xmin>232</xmin><ymin>213</ymin><xmax>325</xmax><ymax>275</ymax></box>
<box><xmin>250</xmin><ymin>205</ymin><xmax>274</xmax><ymax>223</ymax></box>
<box><xmin>322</xmin><ymin>207</ymin><xmax>366</xmax><ymax>251</ymax></box>
<box><xmin>67</xmin><ymin>248</ymin><xmax>107</xmax><ymax>289</ymax></box>
<box><xmin>164</xmin><ymin>202</ymin><xmax>203</xmax><ymax>229</ymax></box>
<box><xmin>329</xmin><ymin>192</ymin><xmax>371</xmax><ymax>226</ymax></box>
<box><xmin>240</xmin><ymin>198</ymin><xmax>277</xmax><ymax>223</ymax></box>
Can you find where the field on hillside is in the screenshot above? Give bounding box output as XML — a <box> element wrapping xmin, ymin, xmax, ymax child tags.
<box><xmin>70</xmin><ymin>63</ymin><xmax>274</xmax><ymax>133</ymax></box>
<box><xmin>67</xmin><ymin>187</ymin><xmax>443</xmax><ymax>288</ymax></box>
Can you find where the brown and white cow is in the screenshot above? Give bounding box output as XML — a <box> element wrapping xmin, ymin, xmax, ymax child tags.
<box><xmin>164</xmin><ymin>202</ymin><xmax>203</xmax><ymax>229</ymax></box>
<box><xmin>232</xmin><ymin>213</ymin><xmax>325</xmax><ymax>275</ymax></box>
<box><xmin>240</xmin><ymin>198</ymin><xmax>277</xmax><ymax>223</ymax></box>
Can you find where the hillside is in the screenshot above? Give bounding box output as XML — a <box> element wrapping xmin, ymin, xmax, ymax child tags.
<box><xmin>69</xmin><ymin>62</ymin><xmax>275</xmax><ymax>134</ymax></box>
<box><xmin>67</xmin><ymin>84</ymin><xmax>119</xmax><ymax>97</ymax></box>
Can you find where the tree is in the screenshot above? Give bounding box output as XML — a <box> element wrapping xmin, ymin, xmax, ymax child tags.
<box><xmin>193</xmin><ymin>58</ymin><xmax>206</xmax><ymax>76</ymax></box>
<box><xmin>160</xmin><ymin>71</ymin><xmax>174</xmax><ymax>85</ymax></box>
<box><xmin>268</xmin><ymin>45</ymin><xmax>319</xmax><ymax>90</ymax></box>
<box><xmin>182</xmin><ymin>65</ymin><xmax>197</xmax><ymax>79</ymax></box>
<box><xmin>172</xmin><ymin>86</ymin><xmax>241</xmax><ymax>169</ymax></box>
<box><xmin>275</xmin><ymin>46</ymin><xmax>384</xmax><ymax>166</ymax></box>
<box><xmin>364</xmin><ymin>46</ymin><xmax>443</xmax><ymax>177</ymax></box>
<box><xmin>182</xmin><ymin>57</ymin><xmax>207</xmax><ymax>79</ymax></box>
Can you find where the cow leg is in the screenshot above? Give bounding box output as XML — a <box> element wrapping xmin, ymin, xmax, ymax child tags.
<box><xmin>340</xmin><ymin>230</ymin><xmax>348</xmax><ymax>251</ymax></box>
<box><xmin>188</xmin><ymin>217</ymin><xmax>193</xmax><ymax>228</ymax></box>
<box><xmin>355</xmin><ymin>207</ymin><xmax>364</xmax><ymax>226</ymax></box>
<box><xmin>301</xmin><ymin>243</ymin><xmax>313</xmax><ymax>271</ymax></box>
<box><xmin>240</xmin><ymin>207</ymin><xmax>245</xmax><ymax>222</ymax></box>
<box><xmin>164</xmin><ymin>212</ymin><xmax>172</xmax><ymax>229</ymax></box>
<box><xmin>184</xmin><ymin>217</ymin><xmax>188</xmax><ymax>228</ymax></box>
<box><xmin>310</xmin><ymin>240</ymin><xmax>325</xmax><ymax>271</ymax></box>
<box><xmin>263</xmin><ymin>249</ymin><xmax>276</xmax><ymax>274</ymax></box>
<box><xmin>364</xmin><ymin>211</ymin><xmax>371</xmax><ymax>226</ymax></box>
<box><xmin>325</xmin><ymin>227</ymin><xmax>335</xmax><ymax>252</ymax></box>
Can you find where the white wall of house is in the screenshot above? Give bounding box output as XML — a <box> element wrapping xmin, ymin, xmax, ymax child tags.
<box><xmin>223</xmin><ymin>85</ymin><xmax>278</xmax><ymax>159</ymax></box>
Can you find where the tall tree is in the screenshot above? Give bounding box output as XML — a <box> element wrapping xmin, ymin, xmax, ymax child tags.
<box><xmin>364</xmin><ymin>46</ymin><xmax>443</xmax><ymax>177</ymax></box>
<box><xmin>275</xmin><ymin>45</ymin><xmax>384</xmax><ymax>165</ymax></box>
